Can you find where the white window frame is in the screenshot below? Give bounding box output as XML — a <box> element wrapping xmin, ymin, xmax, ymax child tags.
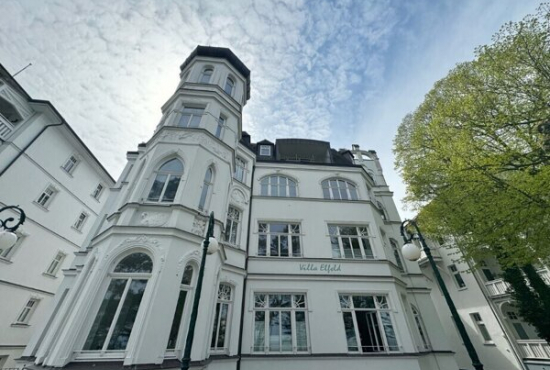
<box><xmin>200</xmin><ymin>68</ymin><xmax>214</xmax><ymax>84</ymax></box>
<box><xmin>198</xmin><ymin>167</ymin><xmax>214</xmax><ymax>211</ymax></box>
<box><xmin>14</xmin><ymin>297</ymin><xmax>40</xmax><ymax>325</ymax></box>
<box><xmin>411</xmin><ymin>304</ymin><xmax>431</xmax><ymax>350</ymax></box>
<box><xmin>339</xmin><ymin>294</ymin><xmax>399</xmax><ymax>353</ymax></box>
<box><xmin>215</xmin><ymin>115</ymin><xmax>225</xmax><ymax>138</ymax></box>
<box><xmin>328</xmin><ymin>225</ymin><xmax>375</xmax><ymax>260</ymax></box>
<box><xmin>259</xmin><ymin>145</ymin><xmax>271</xmax><ymax>156</ymax></box>
<box><xmin>44</xmin><ymin>251</ymin><xmax>67</xmax><ymax>276</ymax></box>
<box><xmin>91</xmin><ymin>183</ymin><xmax>104</xmax><ymax>200</ymax></box>
<box><xmin>178</xmin><ymin>105</ymin><xmax>205</xmax><ymax>128</ymax></box>
<box><xmin>390</xmin><ymin>239</ymin><xmax>405</xmax><ymax>272</ymax></box>
<box><xmin>260</xmin><ymin>175</ymin><xmax>297</xmax><ymax>197</ymax></box>
<box><xmin>471</xmin><ymin>312</ymin><xmax>493</xmax><ymax>343</ymax></box>
<box><xmin>146</xmin><ymin>159</ymin><xmax>184</xmax><ymax>203</ymax></box>
<box><xmin>210</xmin><ymin>284</ymin><xmax>233</xmax><ymax>352</ymax></box>
<box><xmin>252</xmin><ymin>293</ymin><xmax>309</xmax><ymax>354</ymax></box>
<box><xmin>449</xmin><ymin>264</ymin><xmax>467</xmax><ymax>289</ymax></box>
<box><xmin>234</xmin><ymin>157</ymin><xmax>246</xmax><ymax>183</ymax></box>
<box><xmin>223</xmin><ymin>206</ymin><xmax>241</xmax><ymax>245</ymax></box>
<box><xmin>61</xmin><ymin>154</ymin><xmax>79</xmax><ymax>174</ymax></box>
<box><xmin>258</xmin><ymin>222</ymin><xmax>302</xmax><ymax>257</ymax></box>
<box><xmin>322</xmin><ymin>179</ymin><xmax>359</xmax><ymax>200</ymax></box>
<box><xmin>73</xmin><ymin>211</ymin><xmax>89</xmax><ymax>231</ymax></box>
<box><xmin>166</xmin><ymin>264</ymin><xmax>195</xmax><ymax>351</ymax></box>
<box><xmin>224</xmin><ymin>76</ymin><xmax>235</xmax><ymax>96</ymax></box>
<box><xmin>35</xmin><ymin>185</ymin><xmax>57</xmax><ymax>209</ymax></box>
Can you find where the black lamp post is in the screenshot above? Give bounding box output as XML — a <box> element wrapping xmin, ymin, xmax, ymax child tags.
<box><xmin>0</xmin><ymin>205</ymin><xmax>26</xmax><ymax>251</ymax></box>
<box><xmin>181</xmin><ymin>211</ymin><xmax>219</xmax><ymax>370</ymax></box>
<box><xmin>400</xmin><ymin>219</ymin><xmax>484</xmax><ymax>370</ymax></box>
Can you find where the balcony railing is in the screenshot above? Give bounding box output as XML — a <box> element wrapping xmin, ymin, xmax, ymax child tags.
<box><xmin>0</xmin><ymin>114</ymin><xmax>14</xmax><ymax>140</ymax></box>
<box><xmin>484</xmin><ymin>278</ymin><xmax>511</xmax><ymax>297</ymax></box>
<box><xmin>517</xmin><ymin>340</ymin><xmax>550</xmax><ymax>359</ymax></box>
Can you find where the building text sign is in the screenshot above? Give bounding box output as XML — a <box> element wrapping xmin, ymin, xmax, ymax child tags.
<box><xmin>299</xmin><ymin>263</ymin><xmax>342</xmax><ymax>274</ymax></box>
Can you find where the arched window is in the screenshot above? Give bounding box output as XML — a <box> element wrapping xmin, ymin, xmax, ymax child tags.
<box><xmin>147</xmin><ymin>159</ymin><xmax>184</xmax><ymax>202</ymax></box>
<box><xmin>83</xmin><ymin>252</ymin><xmax>153</xmax><ymax>351</ymax></box>
<box><xmin>211</xmin><ymin>284</ymin><xmax>232</xmax><ymax>351</ymax></box>
<box><xmin>167</xmin><ymin>264</ymin><xmax>194</xmax><ymax>349</ymax></box>
<box><xmin>390</xmin><ymin>239</ymin><xmax>405</xmax><ymax>272</ymax></box>
<box><xmin>411</xmin><ymin>305</ymin><xmax>430</xmax><ymax>350</ymax></box>
<box><xmin>322</xmin><ymin>179</ymin><xmax>358</xmax><ymax>200</ymax></box>
<box><xmin>224</xmin><ymin>77</ymin><xmax>235</xmax><ymax>96</ymax></box>
<box><xmin>260</xmin><ymin>175</ymin><xmax>297</xmax><ymax>197</ymax></box>
<box><xmin>200</xmin><ymin>68</ymin><xmax>213</xmax><ymax>84</ymax></box>
<box><xmin>198</xmin><ymin>167</ymin><xmax>214</xmax><ymax>210</ymax></box>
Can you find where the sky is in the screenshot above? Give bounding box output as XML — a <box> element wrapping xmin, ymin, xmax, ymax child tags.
<box><xmin>0</xmin><ymin>0</ymin><xmax>541</xmax><ymax>218</ymax></box>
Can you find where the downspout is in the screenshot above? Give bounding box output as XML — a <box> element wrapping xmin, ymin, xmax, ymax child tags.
<box><xmin>236</xmin><ymin>164</ymin><xmax>254</xmax><ymax>370</ymax></box>
<box><xmin>0</xmin><ymin>121</ymin><xmax>64</xmax><ymax>177</ymax></box>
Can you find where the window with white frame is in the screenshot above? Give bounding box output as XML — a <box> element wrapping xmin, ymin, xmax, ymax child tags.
<box><xmin>471</xmin><ymin>313</ymin><xmax>492</xmax><ymax>342</ymax></box>
<box><xmin>83</xmin><ymin>252</ymin><xmax>153</xmax><ymax>351</ymax></box>
<box><xmin>234</xmin><ymin>157</ymin><xmax>246</xmax><ymax>182</ymax></box>
<box><xmin>0</xmin><ymin>230</ymin><xmax>25</xmax><ymax>260</ymax></box>
<box><xmin>92</xmin><ymin>183</ymin><xmax>104</xmax><ymax>200</ymax></box>
<box><xmin>36</xmin><ymin>185</ymin><xmax>56</xmax><ymax>208</ymax></box>
<box><xmin>200</xmin><ymin>68</ymin><xmax>213</xmax><ymax>84</ymax></box>
<box><xmin>147</xmin><ymin>159</ymin><xmax>184</xmax><ymax>202</ymax></box>
<box><xmin>198</xmin><ymin>167</ymin><xmax>214</xmax><ymax>211</ymax></box>
<box><xmin>339</xmin><ymin>294</ymin><xmax>398</xmax><ymax>353</ymax></box>
<box><xmin>260</xmin><ymin>175</ymin><xmax>297</xmax><ymax>197</ymax></box>
<box><xmin>259</xmin><ymin>145</ymin><xmax>271</xmax><ymax>156</ymax></box>
<box><xmin>61</xmin><ymin>155</ymin><xmax>78</xmax><ymax>174</ymax></box>
<box><xmin>166</xmin><ymin>265</ymin><xmax>194</xmax><ymax>349</ymax></box>
<box><xmin>253</xmin><ymin>293</ymin><xmax>308</xmax><ymax>353</ymax></box>
<box><xmin>321</xmin><ymin>179</ymin><xmax>358</xmax><ymax>200</ymax></box>
<box><xmin>45</xmin><ymin>251</ymin><xmax>66</xmax><ymax>276</ymax></box>
<box><xmin>411</xmin><ymin>304</ymin><xmax>431</xmax><ymax>350</ymax></box>
<box><xmin>223</xmin><ymin>206</ymin><xmax>240</xmax><ymax>244</ymax></box>
<box><xmin>73</xmin><ymin>212</ymin><xmax>89</xmax><ymax>231</ymax></box>
<box><xmin>258</xmin><ymin>222</ymin><xmax>301</xmax><ymax>257</ymax></box>
<box><xmin>224</xmin><ymin>77</ymin><xmax>235</xmax><ymax>96</ymax></box>
<box><xmin>329</xmin><ymin>225</ymin><xmax>374</xmax><ymax>259</ymax></box>
<box><xmin>215</xmin><ymin>115</ymin><xmax>225</xmax><ymax>138</ymax></box>
<box><xmin>178</xmin><ymin>106</ymin><xmax>205</xmax><ymax>128</ymax></box>
<box><xmin>211</xmin><ymin>284</ymin><xmax>232</xmax><ymax>351</ymax></box>
<box><xmin>15</xmin><ymin>298</ymin><xmax>40</xmax><ymax>324</ymax></box>
<box><xmin>390</xmin><ymin>239</ymin><xmax>405</xmax><ymax>272</ymax></box>
<box><xmin>449</xmin><ymin>264</ymin><xmax>466</xmax><ymax>289</ymax></box>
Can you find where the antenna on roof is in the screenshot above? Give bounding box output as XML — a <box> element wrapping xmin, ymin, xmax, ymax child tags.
<box><xmin>13</xmin><ymin>63</ymin><xmax>33</xmax><ymax>77</ymax></box>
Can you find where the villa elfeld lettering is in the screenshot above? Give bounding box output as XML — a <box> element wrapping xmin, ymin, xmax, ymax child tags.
<box><xmin>299</xmin><ymin>263</ymin><xmax>342</xmax><ymax>274</ymax></box>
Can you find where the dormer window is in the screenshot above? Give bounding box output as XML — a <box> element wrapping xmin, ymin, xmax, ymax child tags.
<box><xmin>224</xmin><ymin>77</ymin><xmax>235</xmax><ymax>96</ymax></box>
<box><xmin>200</xmin><ymin>68</ymin><xmax>213</xmax><ymax>84</ymax></box>
<box><xmin>259</xmin><ymin>145</ymin><xmax>271</xmax><ymax>156</ymax></box>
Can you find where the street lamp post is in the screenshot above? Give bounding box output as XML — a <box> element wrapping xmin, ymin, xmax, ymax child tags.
<box><xmin>400</xmin><ymin>219</ymin><xmax>484</xmax><ymax>370</ymax></box>
<box><xmin>0</xmin><ymin>205</ymin><xmax>26</xmax><ymax>252</ymax></box>
<box><xmin>181</xmin><ymin>211</ymin><xmax>219</xmax><ymax>370</ymax></box>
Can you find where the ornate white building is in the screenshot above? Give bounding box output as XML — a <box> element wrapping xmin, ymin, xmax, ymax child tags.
<box><xmin>16</xmin><ymin>46</ymin><xmax>460</xmax><ymax>370</ymax></box>
<box><xmin>0</xmin><ymin>64</ymin><xmax>115</xmax><ymax>368</ymax></box>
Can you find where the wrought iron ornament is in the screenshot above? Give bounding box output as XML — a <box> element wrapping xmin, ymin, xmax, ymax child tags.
<box><xmin>0</xmin><ymin>205</ymin><xmax>26</xmax><ymax>232</ymax></box>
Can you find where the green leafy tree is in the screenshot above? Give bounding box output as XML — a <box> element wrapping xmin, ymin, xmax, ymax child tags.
<box><xmin>394</xmin><ymin>5</ymin><xmax>550</xmax><ymax>339</ymax></box>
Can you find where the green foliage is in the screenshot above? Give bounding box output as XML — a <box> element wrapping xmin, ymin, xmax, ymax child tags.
<box><xmin>394</xmin><ymin>4</ymin><xmax>550</xmax><ymax>267</ymax></box>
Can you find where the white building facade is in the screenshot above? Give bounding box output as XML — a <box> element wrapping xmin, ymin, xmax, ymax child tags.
<box><xmin>422</xmin><ymin>239</ymin><xmax>550</xmax><ymax>370</ymax></box>
<box><xmin>18</xmin><ymin>46</ymin><xmax>459</xmax><ymax>370</ymax></box>
<box><xmin>0</xmin><ymin>64</ymin><xmax>115</xmax><ymax>368</ymax></box>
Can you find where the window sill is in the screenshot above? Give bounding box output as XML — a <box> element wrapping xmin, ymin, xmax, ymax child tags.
<box><xmin>71</xmin><ymin>226</ymin><xmax>83</xmax><ymax>234</ymax></box>
<box><xmin>11</xmin><ymin>323</ymin><xmax>30</xmax><ymax>328</ymax></box>
<box><xmin>0</xmin><ymin>256</ymin><xmax>13</xmax><ymax>264</ymax></box>
<box><xmin>483</xmin><ymin>342</ymin><xmax>496</xmax><ymax>346</ymax></box>
<box><xmin>32</xmin><ymin>201</ymin><xmax>50</xmax><ymax>212</ymax></box>
<box><xmin>42</xmin><ymin>272</ymin><xmax>58</xmax><ymax>279</ymax></box>
<box><xmin>457</xmin><ymin>287</ymin><xmax>468</xmax><ymax>291</ymax></box>
<box><xmin>90</xmin><ymin>194</ymin><xmax>102</xmax><ymax>203</ymax></box>
<box><xmin>60</xmin><ymin>166</ymin><xmax>75</xmax><ymax>177</ymax></box>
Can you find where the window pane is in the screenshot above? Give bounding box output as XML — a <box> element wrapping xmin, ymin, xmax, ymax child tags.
<box><xmin>280</xmin><ymin>311</ymin><xmax>292</xmax><ymax>351</ymax></box>
<box><xmin>258</xmin><ymin>235</ymin><xmax>267</xmax><ymax>256</ymax></box>
<box><xmin>342</xmin><ymin>238</ymin><xmax>353</xmax><ymax>259</ymax></box>
<box><xmin>108</xmin><ymin>279</ymin><xmax>148</xmax><ymax>350</ymax></box>
<box><xmin>271</xmin><ymin>181</ymin><xmax>278</xmax><ymax>197</ymax></box>
<box><xmin>343</xmin><ymin>312</ymin><xmax>358</xmax><ymax>351</ymax></box>
<box><xmin>190</xmin><ymin>115</ymin><xmax>201</xmax><ymax>128</ymax></box>
<box><xmin>331</xmin><ymin>237</ymin><xmax>341</xmax><ymax>258</ymax></box>
<box><xmin>454</xmin><ymin>274</ymin><xmax>466</xmax><ymax>288</ymax></box>
<box><xmin>292</xmin><ymin>236</ymin><xmax>301</xmax><ymax>257</ymax></box>
<box><xmin>380</xmin><ymin>311</ymin><xmax>398</xmax><ymax>350</ymax></box>
<box><xmin>114</xmin><ymin>253</ymin><xmax>153</xmax><ymax>273</ymax></box>
<box><xmin>179</xmin><ymin>114</ymin><xmax>191</xmax><ymax>127</ymax></box>
<box><xmin>479</xmin><ymin>323</ymin><xmax>492</xmax><ymax>341</ymax></box>
<box><xmin>254</xmin><ymin>311</ymin><xmax>265</xmax><ymax>351</ymax></box>
<box><xmin>83</xmin><ymin>279</ymin><xmax>127</xmax><ymax>350</ymax></box>
<box><xmin>295</xmin><ymin>311</ymin><xmax>308</xmax><ymax>351</ymax></box>
<box><xmin>362</xmin><ymin>238</ymin><xmax>374</xmax><ymax>259</ymax></box>
<box><xmin>351</xmin><ymin>238</ymin><xmax>362</xmax><ymax>259</ymax></box>
<box><xmin>352</xmin><ymin>296</ymin><xmax>375</xmax><ymax>309</ymax></box>
<box><xmin>199</xmin><ymin>184</ymin><xmax>209</xmax><ymax>210</ymax></box>
<box><xmin>167</xmin><ymin>290</ymin><xmax>187</xmax><ymax>349</ymax></box>
<box><xmin>322</xmin><ymin>186</ymin><xmax>331</xmax><ymax>199</ymax></box>
<box><xmin>216</xmin><ymin>303</ymin><xmax>229</xmax><ymax>348</ymax></box>
<box><xmin>280</xmin><ymin>236</ymin><xmax>289</xmax><ymax>257</ymax></box>
<box><xmin>513</xmin><ymin>323</ymin><xmax>529</xmax><ymax>340</ymax></box>
<box><xmin>349</xmin><ymin>186</ymin><xmax>358</xmax><ymax>200</ymax></box>
<box><xmin>147</xmin><ymin>174</ymin><xmax>167</xmax><ymax>201</ymax></box>
<box><xmin>181</xmin><ymin>265</ymin><xmax>193</xmax><ymax>285</ymax></box>
<box><xmin>159</xmin><ymin>159</ymin><xmax>183</xmax><ymax>174</ymax></box>
<box><xmin>289</xmin><ymin>182</ymin><xmax>297</xmax><ymax>197</ymax></box>
<box><xmin>356</xmin><ymin>311</ymin><xmax>384</xmax><ymax>352</ymax></box>
<box><xmin>269</xmin><ymin>311</ymin><xmax>280</xmax><ymax>351</ymax></box>
<box><xmin>270</xmin><ymin>235</ymin><xmax>278</xmax><ymax>256</ymax></box>
<box><xmin>162</xmin><ymin>175</ymin><xmax>180</xmax><ymax>202</ymax></box>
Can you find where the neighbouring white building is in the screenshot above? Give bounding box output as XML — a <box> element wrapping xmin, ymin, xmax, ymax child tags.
<box><xmin>16</xmin><ymin>46</ymin><xmax>461</xmax><ymax>370</ymax></box>
<box><xmin>0</xmin><ymin>64</ymin><xmax>115</xmax><ymax>368</ymax></box>
<box><xmin>422</xmin><ymin>239</ymin><xmax>550</xmax><ymax>370</ymax></box>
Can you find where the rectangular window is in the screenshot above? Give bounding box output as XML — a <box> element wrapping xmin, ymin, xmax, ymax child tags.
<box><xmin>215</xmin><ymin>115</ymin><xmax>225</xmax><ymax>138</ymax></box>
<box><xmin>223</xmin><ymin>206</ymin><xmax>241</xmax><ymax>245</ymax></box>
<box><xmin>36</xmin><ymin>185</ymin><xmax>56</xmax><ymax>208</ymax></box>
<box><xmin>253</xmin><ymin>293</ymin><xmax>308</xmax><ymax>353</ymax></box>
<box><xmin>449</xmin><ymin>264</ymin><xmax>466</xmax><ymax>289</ymax></box>
<box><xmin>234</xmin><ymin>157</ymin><xmax>246</xmax><ymax>182</ymax></box>
<box><xmin>339</xmin><ymin>294</ymin><xmax>398</xmax><ymax>353</ymax></box>
<box><xmin>178</xmin><ymin>106</ymin><xmax>204</xmax><ymax>128</ymax></box>
<box><xmin>62</xmin><ymin>155</ymin><xmax>78</xmax><ymax>174</ymax></box>
<box><xmin>471</xmin><ymin>313</ymin><xmax>492</xmax><ymax>342</ymax></box>
<box><xmin>15</xmin><ymin>298</ymin><xmax>39</xmax><ymax>324</ymax></box>
<box><xmin>259</xmin><ymin>145</ymin><xmax>271</xmax><ymax>156</ymax></box>
<box><xmin>329</xmin><ymin>225</ymin><xmax>374</xmax><ymax>259</ymax></box>
<box><xmin>92</xmin><ymin>184</ymin><xmax>104</xmax><ymax>200</ymax></box>
<box><xmin>258</xmin><ymin>222</ymin><xmax>301</xmax><ymax>257</ymax></box>
<box><xmin>73</xmin><ymin>212</ymin><xmax>88</xmax><ymax>231</ymax></box>
<box><xmin>481</xmin><ymin>268</ymin><xmax>495</xmax><ymax>282</ymax></box>
<box><xmin>45</xmin><ymin>252</ymin><xmax>66</xmax><ymax>276</ymax></box>
<box><xmin>211</xmin><ymin>284</ymin><xmax>233</xmax><ymax>351</ymax></box>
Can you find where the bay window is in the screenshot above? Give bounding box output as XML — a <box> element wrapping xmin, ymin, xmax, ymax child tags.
<box><xmin>147</xmin><ymin>159</ymin><xmax>184</xmax><ymax>202</ymax></box>
<box><xmin>329</xmin><ymin>225</ymin><xmax>374</xmax><ymax>259</ymax></box>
